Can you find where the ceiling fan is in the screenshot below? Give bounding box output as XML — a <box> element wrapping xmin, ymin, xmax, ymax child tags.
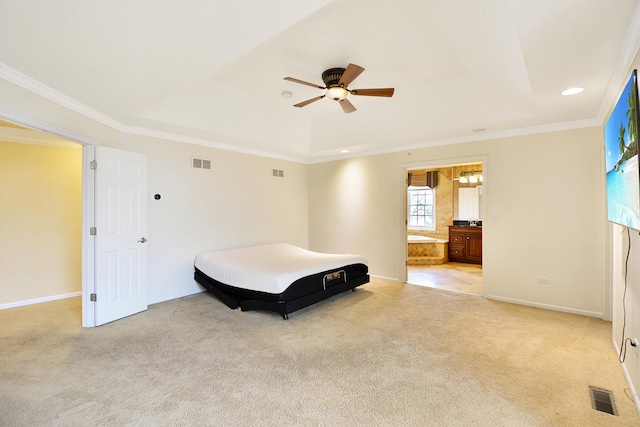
<box><xmin>283</xmin><ymin>63</ymin><xmax>394</xmax><ymax>114</ymax></box>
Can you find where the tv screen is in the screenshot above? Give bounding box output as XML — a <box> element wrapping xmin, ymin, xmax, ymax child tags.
<box><xmin>605</xmin><ymin>69</ymin><xmax>640</xmax><ymax>230</ymax></box>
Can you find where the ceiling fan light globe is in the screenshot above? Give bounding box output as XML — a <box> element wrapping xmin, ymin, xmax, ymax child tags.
<box><xmin>326</xmin><ymin>86</ymin><xmax>348</xmax><ymax>101</ymax></box>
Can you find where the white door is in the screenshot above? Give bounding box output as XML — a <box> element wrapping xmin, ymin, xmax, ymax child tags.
<box><xmin>94</xmin><ymin>146</ymin><xmax>148</xmax><ymax>326</ymax></box>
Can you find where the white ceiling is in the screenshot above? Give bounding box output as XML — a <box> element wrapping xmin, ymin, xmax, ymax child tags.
<box><xmin>1</xmin><ymin>0</ymin><xmax>639</xmax><ymax>162</ymax></box>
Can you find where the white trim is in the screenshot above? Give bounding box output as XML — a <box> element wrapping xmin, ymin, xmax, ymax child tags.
<box><xmin>82</xmin><ymin>145</ymin><xmax>96</xmax><ymax>327</ymax></box>
<box><xmin>0</xmin><ymin>291</ymin><xmax>81</xmax><ymax>310</ymax></box>
<box><xmin>370</xmin><ymin>274</ymin><xmax>403</xmax><ymax>282</ymax></box>
<box><xmin>0</xmin><ymin>106</ymin><xmax>97</xmax><ymax>146</ymax></box>
<box><xmin>122</xmin><ymin>124</ymin><xmax>303</xmax><ymax>163</ymax></box>
<box><xmin>308</xmin><ymin>119</ymin><xmax>599</xmax><ymax>164</ymax></box>
<box><xmin>0</xmin><ymin>63</ymin><xmax>122</xmax><ymax>129</ymax></box>
<box><xmin>0</xmin><ymin>125</ymin><xmax>80</xmax><ymax>149</ymax></box>
<box><xmin>400</xmin><ymin>155</ymin><xmax>488</xmax><ymax>287</ymax></box>
<box><xmin>613</xmin><ymin>339</ymin><xmax>640</xmax><ymax>416</ymax></box>
<box><xmin>0</xmin><ymin>64</ymin><xmax>304</xmax><ymax>164</ymax></box>
<box><xmin>0</xmin><ymin>62</ymin><xmax>615</xmax><ymax>166</ymax></box>
<box><xmin>596</xmin><ymin>1</ymin><xmax>640</xmax><ymax>124</ymax></box>
<box><xmin>486</xmin><ymin>294</ymin><xmax>603</xmax><ymax>318</ymax></box>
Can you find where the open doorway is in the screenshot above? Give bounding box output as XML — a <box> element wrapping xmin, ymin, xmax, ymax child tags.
<box><xmin>0</xmin><ymin>120</ymin><xmax>83</xmax><ymax>310</ymax></box>
<box><xmin>405</xmin><ymin>160</ymin><xmax>485</xmax><ymax>296</ymax></box>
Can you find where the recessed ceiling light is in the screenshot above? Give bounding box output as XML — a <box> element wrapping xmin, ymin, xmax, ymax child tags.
<box><xmin>561</xmin><ymin>87</ymin><xmax>584</xmax><ymax>96</ymax></box>
<box><xmin>340</xmin><ymin>149</ymin><xmax>350</xmax><ymax>153</ymax></box>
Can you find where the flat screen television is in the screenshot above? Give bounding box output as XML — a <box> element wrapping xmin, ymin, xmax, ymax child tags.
<box><xmin>604</xmin><ymin>69</ymin><xmax>640</xmax><ymax>230</ymax></box>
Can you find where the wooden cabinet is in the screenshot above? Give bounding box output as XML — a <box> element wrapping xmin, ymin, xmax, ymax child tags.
<box><xmin>448</xmin><ymin>226</ymin><xmax>482</xmax><ymax>264</ymax></box>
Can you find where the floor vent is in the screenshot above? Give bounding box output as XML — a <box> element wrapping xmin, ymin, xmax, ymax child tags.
<box><xmin>590</xmin><ymin>387</ymin><xmax>617</xmax><ymax>415</ymax></box>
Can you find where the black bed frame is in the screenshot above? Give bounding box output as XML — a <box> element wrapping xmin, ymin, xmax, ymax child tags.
<box><xmin>194</xmin><ymin>264</ymin><xmax>369</xmax><ymax>319</ymax></box>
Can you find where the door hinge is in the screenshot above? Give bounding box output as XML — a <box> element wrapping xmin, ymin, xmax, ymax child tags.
<box><xmin>90</xmin><ymin>160</ymin><xmax>97</xmax><ymax>170</ymax></box>
<box><xmin>90</xmin><ymin>227</ymin><xmax>97</xmax><ymax>236</ymax></box>
<box><xmin>90</xmin><ymin>293</ymin><xmax>97</xmax><ymax>302</ymax></box>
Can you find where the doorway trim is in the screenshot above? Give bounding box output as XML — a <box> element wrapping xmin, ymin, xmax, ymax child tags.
<box><xmin>400</xmin><ymin>154</ymin><xmax>488</xmax><ymax>289</ymax></box>
<box><xmin>0</xmin><ymin>109</ymin><xmax>98</xmax><ymax>326</ymax></box>
<box><xmin>82</xmin><ymin>145</ymin><xmax>96</xmax><ymax>326</ymax></box>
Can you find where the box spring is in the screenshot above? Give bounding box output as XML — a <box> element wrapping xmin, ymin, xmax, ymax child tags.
<box><xmin>194</xmin><ymin>263</ymin><xmax>369</xmax><ymax>319</ymax></box>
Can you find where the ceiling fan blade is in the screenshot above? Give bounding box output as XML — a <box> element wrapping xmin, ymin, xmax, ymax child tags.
<box><xmin>350</xmin><ymin>88</ymin><xmax>395</xmax><ymax>97</ymax></box>
<box><xmin>284</xmin><ymin>77</ymin><xmax>325</xmax><ymax>90</ymax></box>
<box><xmin>338</xmin><ymin>63</ymin><xmax>365</xmax><ymax>88</ymax></box>
<box><xmin>294</xmin><ymin>95</ymin><xmax>325</xmax><ymax>108</ymax></box>
<box><xmin>339</xmin><ymin>98</ymin><xmax>357</xmax><ymax>114</ymax></box>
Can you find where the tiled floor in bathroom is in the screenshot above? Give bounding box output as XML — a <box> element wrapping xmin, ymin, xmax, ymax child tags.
<box><xmin>407</xmin><ymin>262</ymin><xmax>483</xmax><ymax>295</ymax></box>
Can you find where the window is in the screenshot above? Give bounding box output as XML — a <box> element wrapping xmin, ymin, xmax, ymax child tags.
<box><xmin>408</xmin><ymin>186</ymin><xmax>435</xmax><ymax>229</ymax></box>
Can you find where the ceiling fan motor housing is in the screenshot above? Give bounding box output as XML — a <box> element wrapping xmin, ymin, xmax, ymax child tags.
<box><xmin>322</xmin><ymin>68</ymin><xmax>346</xmax><ymax>88</ymax></box>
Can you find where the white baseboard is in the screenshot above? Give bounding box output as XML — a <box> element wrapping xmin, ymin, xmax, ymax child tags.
<box><xmin>0</xmin><ymin>291</ymin><xmax>82</xmax><ymax>310</ymax></box>
<box><xmin>485</xmin><ymin>294</ymin><xmax>603</xmax><ymax>318</ymax></box>
<box><xmin>613</xmin><ymin>339</ymin><xmax>640</xmax><ymax>416</ymax></box>
<box><xmin>370</xmin><ymin>274</ymin><xmax>402</xmax><ymax>282</ymax></box>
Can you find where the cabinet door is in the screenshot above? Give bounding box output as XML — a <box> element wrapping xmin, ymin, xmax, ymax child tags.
<box><xmin>466</xmin><ymin>233</ymin><xmax>482</xmax><ymax>263</ymax></box>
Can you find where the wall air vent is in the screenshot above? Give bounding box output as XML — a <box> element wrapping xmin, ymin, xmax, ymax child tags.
<box><xmin>272</xmin><ymin>169</ymin><xmax>284</xmax><ymax>178</ymax></box>
<box><xmin>192</xmin><ymin>158</ymin><xmax>212</xmax><ymax>170</ymax></box>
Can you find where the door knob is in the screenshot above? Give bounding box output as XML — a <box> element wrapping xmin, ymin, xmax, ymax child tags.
<box><xmin>138</xmin><ymin>237</ymin><xmax>147</xmax><ymax>243</ymax></box>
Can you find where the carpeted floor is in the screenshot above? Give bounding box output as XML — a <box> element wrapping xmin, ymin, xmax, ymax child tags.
<box><xmin>1</xmin><ymin>278</ymin><xmax>639</xmax><ymax>426</ymax></box>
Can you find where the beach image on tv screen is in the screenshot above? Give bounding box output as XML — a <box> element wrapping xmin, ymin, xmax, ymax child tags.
<box><xmin>605</xmin><ymin>71</ymin><xmax>640</xmax><ymax>230</ymax></box>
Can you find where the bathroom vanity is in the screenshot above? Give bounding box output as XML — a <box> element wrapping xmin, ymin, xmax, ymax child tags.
<box><xmin>448</xmin><ymin>225</ymin><xmax>482</xmax><ymax>264</ymax></box>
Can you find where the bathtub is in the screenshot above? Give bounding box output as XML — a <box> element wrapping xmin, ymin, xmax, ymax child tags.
<box><xmin>407</xmin><ymin>235</ymin><xmax>448</xmax><ymax>265</ymax></box>
<box><xmin>408</xmin><ymin>235</ymin><xmax>438</xmax><ymax>243</ymax></box>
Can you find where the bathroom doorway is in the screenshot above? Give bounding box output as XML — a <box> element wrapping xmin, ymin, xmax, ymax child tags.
<box><xmin>404</xmin><ymin>158</ymin><xmax>485</xmax><ymax>296</ymax></box>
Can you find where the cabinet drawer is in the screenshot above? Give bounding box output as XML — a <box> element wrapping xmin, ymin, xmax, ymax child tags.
<box><xmin>449</xmin><ymin>234</ymin><xmax>465</xmax><ymax>245</ymax></box>
<box><xmin>449</xmin><ymin>247</ymin><xmax>465</xmax><ymax>257</ymax></box>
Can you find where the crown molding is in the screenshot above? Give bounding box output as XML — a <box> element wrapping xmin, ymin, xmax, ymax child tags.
<box><xmin>596</xmin><ymin>1</ymin><xmax>640</xmax><ymax>123</ymax></box>
<box><xmin>307</xmin><ymin>118</ymin><xmax>601</xmax><ymax>164</ymax></box>
<box><xmin>0</xmin><ymin>63</ymin><xmax>122</xmax><ymax>130</ymax></box>
<box><xmin>0</xmin><ymin>106</ymin><xmax>99</xmax><ymax>147</ymax></box>
<box><xmin>0</xmin><ymin>61</ymin><xmax>610</xmax><ymax>165</ymax></box>
<box><xmin>0</xmin><ymin>63</ymin><xmax>307</xmax><ymax>163</ymax></box>
<box><xmin>0</xmin><ymin>123</ymin><xmax>81</xmax><ymax>149</ymax></box>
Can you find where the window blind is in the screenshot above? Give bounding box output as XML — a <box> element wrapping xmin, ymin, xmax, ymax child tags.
<box><xmin>408</xmin><ymin>171</ymin><xmax>438</xmax><ymax>188</ymax></box>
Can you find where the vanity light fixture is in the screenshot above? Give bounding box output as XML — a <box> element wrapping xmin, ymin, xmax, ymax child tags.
<box><xmin>458</xmin><ymin>170</ymin><xmax>483</xmax><ymax>183</ymax></box>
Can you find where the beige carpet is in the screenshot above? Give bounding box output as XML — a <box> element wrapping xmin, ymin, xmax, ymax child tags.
<box><xmin>1</xmin><ymin>278</ymin><xmax>639</xmax><ymax>426</ymax></box>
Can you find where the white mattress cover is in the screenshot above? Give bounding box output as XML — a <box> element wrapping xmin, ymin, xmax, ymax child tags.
<box><xmin>194</xmin><ymin>243</ymin><xmax>368</xmax><ymax>294</ymax></box>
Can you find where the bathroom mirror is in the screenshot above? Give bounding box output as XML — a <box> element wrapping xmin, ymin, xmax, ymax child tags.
<box><xmin>457</xmin><ymin>186</ymin><xmax>482</xmax><ymax>220</ymax></box>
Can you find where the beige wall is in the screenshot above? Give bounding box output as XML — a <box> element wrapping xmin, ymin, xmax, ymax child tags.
<box><xmin>309</xmin><ymin>127</ymin><xmax>607</xmax><ymax>317</ymax></box>
<box><xmin>0</xmin><ymin>141</ymin><xmax>82</xmax><ymax>304</ymax></box>
<box><xmin>106</xmin><ymin>134</ymin><xmax>310</xmax><ymax>304</ymax></box>
<box><xmin>1</xmin><ymin>134</ymin><xmax>309</xmax><ymax>307</ymax></box>
<box><xmin>611</xmin><ymin>53</ymin><xmax>640</xmax><ymax>412</ymax></box>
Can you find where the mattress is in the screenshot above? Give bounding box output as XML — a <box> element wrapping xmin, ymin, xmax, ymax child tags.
<box><xmin>194</xmin><ymin>243</ymin><xmax>368</xmax><ymax>295</ymax></box>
